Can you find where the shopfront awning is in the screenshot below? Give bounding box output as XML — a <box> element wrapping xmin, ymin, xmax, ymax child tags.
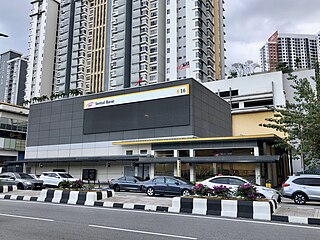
<box><xmin>137</xmin><ymin>155</ymin><xmax>280</xmax><ymax>164</ymax></box>
<box><xmin>4</xmin><ymin>155</ymin><xmax>140</xmax><ymax>164</ymax></box>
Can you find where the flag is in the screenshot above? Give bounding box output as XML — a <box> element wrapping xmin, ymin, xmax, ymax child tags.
<box><xmin>177</xmin><ymin>61</ymin><xmax>190</xmax><ymax>70</ymax></box>
<box><xmin>135</xmin><ymin>77</ymin><xmax>144</xmax><ymax>86</ymax></box>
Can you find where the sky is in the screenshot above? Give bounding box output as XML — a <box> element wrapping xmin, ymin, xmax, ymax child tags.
<box><xmin>0</xmin><ymin>0</ymin><xmax>320</xmax><ymax>74</ymax></box>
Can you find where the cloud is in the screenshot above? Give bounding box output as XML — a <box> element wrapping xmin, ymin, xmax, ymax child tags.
<box><xmin>224</xmin><ymin>0</ymin><xmax>320</xmax><ymax>69</ymax></box>
<box><xmin>0</xmin><ymin>0</ymin><xmax>31</xmax><ymax>55</ymax></box>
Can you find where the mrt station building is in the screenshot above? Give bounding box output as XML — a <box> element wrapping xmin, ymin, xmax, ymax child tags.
<box><xmin>8</xmin><ymin>79</ymin><xmax>290</xmax><ymax>186</ymax></box>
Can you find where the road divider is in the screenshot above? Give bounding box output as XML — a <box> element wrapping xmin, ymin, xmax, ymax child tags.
<box><xmin>168</xmin><ymin>197</ymin><xmax>278</xmax><ymax>221</ymax></box>
<box><xmin>0</xmin><ymin>185</ymin><xmax>17</xmax><ymax>193</ymax></box>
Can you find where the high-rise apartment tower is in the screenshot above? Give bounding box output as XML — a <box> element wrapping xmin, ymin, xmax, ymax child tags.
<box><xmin>260</xmin><ymin>31</ymin><xmax>318</xmax><ymax>72</ymax></box>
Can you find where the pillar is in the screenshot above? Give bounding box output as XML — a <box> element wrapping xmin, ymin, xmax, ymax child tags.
<box><xmin>190</xmin><ymin>163</ymin><xmax>196</xmax><ymax>182</ymax></box>
<box><xmin>134</xmin><ymin>166</ymin><xmax>139</xmax><ymax>176</ymax></box>
<box><xmin>253</xmin><ymin>147</ymin><xmax>261</xmax><ymax>185</ymax></box>
<box><xmin>149</xmin><ymin>164</ymin><xmax>155</xmax><ymax>179</ymax></box>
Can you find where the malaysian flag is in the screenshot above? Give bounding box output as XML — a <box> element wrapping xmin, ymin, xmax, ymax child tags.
<box><xmin>177</xmin><ymin>61</ymin><xmax>190</xmax><ymax>70</ymax></box>
<box><xmin>135</xmin><ymin>77</ymin><xmax>145</xmax><ymax>86</ymax></box>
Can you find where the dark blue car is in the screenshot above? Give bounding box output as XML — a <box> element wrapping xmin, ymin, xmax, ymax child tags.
<box><xmin>142</xmin><ymin>176</ymin><xmax>194</xmax><ymax>196</ymax></box>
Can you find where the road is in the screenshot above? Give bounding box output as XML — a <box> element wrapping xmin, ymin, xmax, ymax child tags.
<box><xmin>1</xmin><ymin>200</ymin><xmax>320</xmax><ymax>240</ymax></box>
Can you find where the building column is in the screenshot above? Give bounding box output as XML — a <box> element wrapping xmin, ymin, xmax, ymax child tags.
<box><xmin>134</xmin><ymin>166</ymin><xmax>139</xmax><ymax>176</ymax></box>
<box><xmin>149</xmin><ymin>164</ymin><xmax>155</xmax><ymax>179</ymax></box>
<box><xmin>190</xmin><ymin>163</ymin><xmax>196</xmax><ymax>182</ymax></box>
<box><xmin>173</xmin><ymin>150</ymin><xmax>178</xmax><ymax>176</ymax></box>
<box><xmin>189</xmin><ymin>149</ymin><xmax>194</xmax><ymax>157</ymax></box>
<box><xmin>253</xmin><ymin>146</ymin><xmax>261</xmax><ymax>185</ymax></box>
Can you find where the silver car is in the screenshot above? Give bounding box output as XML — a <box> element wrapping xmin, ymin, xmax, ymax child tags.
<box><xmin>0</xmin><ymin>172</ymin><xmax>43</xmax><ymax>190</ymax></box>
<box><xmin>281</xmin><ymin>175</ymin><xmax>320</xmax><ymax>204</ymax></box>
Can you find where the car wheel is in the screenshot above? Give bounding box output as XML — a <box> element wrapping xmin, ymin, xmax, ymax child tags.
<box><xmin>114</xmin><ymin>185</ymin><xmax>120</xmax><ymax>192</ymax></box>
<box><xmin>182</xmin><ymin>189</ymin><xmax>191</xmax><ymax>196</ymax></box>
<box><xmin>146</xmin><ymin>187</ymin><xmax>155</xmax><ymax>196</ymax></box>
<box><xmin>17</xmin><ymin>183</ymin><xmax>24</xmax><ymax>190</ymax></box>
<box><xmin>293</xmin><ymin>192</ymin><xmax>307</xmax><ymax>205</ymax></box>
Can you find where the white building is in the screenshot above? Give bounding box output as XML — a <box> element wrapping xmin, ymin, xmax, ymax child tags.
<box><xmin>204</xmin><ymin>69</ymin><xmax>316</xmax><ymax>173</ymax></box>
<box><xmin>26</xmin><ymin>0</ymin><xmax>60</xmax><ymax>101</ymax></box>
<box><xmin>4</xmin><ymin>56</ymin><xmax>28</xmax><ymax>106</ymax></box>
<box><xmin>165</xmin><ymin>0</ymin><xmax>225</xmax><ymax>82</ymax></box>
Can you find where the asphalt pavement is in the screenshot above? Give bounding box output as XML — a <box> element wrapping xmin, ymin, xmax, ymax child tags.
<box><xmin>1</xmin><ymin>200</ymin><xmax>320</xmax><ymax>240</ymax></box>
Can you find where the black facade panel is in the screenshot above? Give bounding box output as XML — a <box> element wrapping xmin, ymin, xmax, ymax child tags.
<box><xmin>83</xmin><ymin>96</ymin><xmax>190</xmax><ymax>134</ymax></box>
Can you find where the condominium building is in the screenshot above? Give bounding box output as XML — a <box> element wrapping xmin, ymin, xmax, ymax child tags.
<box><xmin>4</xmin><ymin>56</ymin><xmax>28</xmax><ymax>106</ymax></box>
<box><xmin>260</xmin><ymin>31</ymin><xmax>318</xmax><ymax>72</ymax></box>
<box><xmin>55</xmin><ymin>0</ymin><xmax>88</xmax><ymax>94</ymax></box>
<box><xmin>109</xmin><ymin>0</ymin><xmax>166</xmax><ymax>90</ymax></box>
<box><xmin>166</xmin><ymin>0</ymin><xmax>225</xmax><ymax>82</ymax></box>
<box><xmin>0</xmin><ymin>50</ymin><xmax>22</xmax><ymax>102</ymax></box>
<box><xmin>26</xmin><ymin>0</ymin><xmax>60</xmax><ymax>101</ymax></box>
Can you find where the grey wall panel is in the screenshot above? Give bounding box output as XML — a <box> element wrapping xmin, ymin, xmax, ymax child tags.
<box><xmin>26</xmin><ymin>78</ymin><xmax>232</xmax><ymax>147</ymax></box>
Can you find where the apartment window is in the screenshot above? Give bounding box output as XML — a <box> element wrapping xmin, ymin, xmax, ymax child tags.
<box><xmin>167</xmin><ymin>9</ymin><xmax>170</xmax><ymax>14</ymax></box>
<box><xmin>150</xmin><ymin>38</ymin><xmax>157</xmax><ymax>44</ymax></box>
<box><xmin>167</xmin><ymin>58</ymin><xmax>170</xmax><ymax>63</ymax></box>
<box><xmin>167</xmin><ymin>29</ymin><xmax>170</xmax><ymax>34</ymax></box>
<box><xmin>167</xmin><ymin>68</ymin><xmax>170</xmax><ymax>74</ymax></box>
<box><xmin>150</xmin><ymin>56</ymin><xmax>157</xmax><ymax>62</ymax></box>
<box><xmin>167</xmin><ymin>38</ymin><xmax>170</xmax><ymax>43</ymax></box>
<box><xmin>167</xmin><ymin>19</ymin><xmax>170</xmax><ymax>24</ymax></box>
<box><xmin>151</xmin><ymin>66</ymin><xmax>157</xmax><ymax>71</ymax></box>
<box><xmin>167</xmin><ymin>48</ymin><xmax>170</xmax><ymax>53</ymax></box>
<box><xmin>167</xmin><ymin>0</ymin><xmax>170</xmax><ymax>4</ymax></box>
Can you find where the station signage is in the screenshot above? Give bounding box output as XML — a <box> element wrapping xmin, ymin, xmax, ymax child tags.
<box><xmin>84</xmin><ymin>84</ymin><xmax>190</xmax><ymax>110</ymax></box>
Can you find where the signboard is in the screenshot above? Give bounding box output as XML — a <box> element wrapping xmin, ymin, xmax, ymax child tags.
<box><xmin>84</xmin><ymin>84</ymin><xmax>190</xmax><ymax>110</ymax></box>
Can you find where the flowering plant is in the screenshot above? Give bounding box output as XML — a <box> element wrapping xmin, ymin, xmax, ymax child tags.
<box><xmin>193</xmin><ymin>184</ymin><xmax>212</xmax><ymax>196</ymax></box>
<box><xmin>71</xmin><ymin>180</ymin><xmax>84</xmax><ymax>189</ymax></box>
<box><xmin>235</xmin><ymin>183</ymin><xmax>258</xmax><ymax>200</ymax></box>
<box><xmin>211</xmin><ymin>185</ymin><xmax>232</xmax><ymax>198</ymax></box>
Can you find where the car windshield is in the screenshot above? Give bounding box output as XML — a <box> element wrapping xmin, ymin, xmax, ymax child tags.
<box><xmin>134</xmin><ymin>176</ymin><xmax>144</xmax><ymax>181</ymax></box>
<box><xmin>59</xmin><ymin>173</ymin><xmax>73</xmax><ymax>178</ymax></box>
<box><xmin>17</xmin><ymin>173</ymin><xmax>34</xmax><ymax>179</ymax></box>
<box><xmin>173</xmin><ymin>176</ymin><xmax>193</xmax><ymax>185</ymax></box>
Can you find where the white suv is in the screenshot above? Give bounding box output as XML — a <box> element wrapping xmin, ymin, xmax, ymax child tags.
<box><xmin>40</xmin><ymin>172</ymin><xmax>79</xmax><ymax>187</ymax></box>
<box><xmin>282</xmin><ymin>175</ymin><xmax>320</xmax><ymax>204</ymax></box>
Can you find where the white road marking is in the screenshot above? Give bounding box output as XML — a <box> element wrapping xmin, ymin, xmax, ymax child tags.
<box><xmin>0</xmin><ymin>213</ymin><xmax>54</xmax><ymax>222</ymax></box>
<box><xmin>2</xmin><ymin>199</ymin><xmax>320</xmax><ymax>230</ymax></box>
<box><xmin>89</xmin><ymin>224</ymin><xmax>197</xmax><ymax>239</ymax></box>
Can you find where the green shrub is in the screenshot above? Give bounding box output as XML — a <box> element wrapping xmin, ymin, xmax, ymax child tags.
<box><xmin>59</xmin><ymin>180</ymin><xmax>71</xmax><ymax>189</ymax></box>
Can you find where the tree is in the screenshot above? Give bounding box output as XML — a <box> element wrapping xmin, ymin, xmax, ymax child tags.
<box><xmin>260</xmin><ymin>72</ymin><xmax>320</xmax><ymax>169</ymax></box>
<box><xmin>276</xmin><ymin>62</ymin><xmax>293</xmax><ymax>73</ymax></box>
<box><xmin>229</xmin><ymin>60</ymin><xmax>260</xmax><ymax>78</ymax></box>
<box><xmin>69</xmin><ymin>89</ymin><xmax>83</xmax><ymax>97</ymax></box>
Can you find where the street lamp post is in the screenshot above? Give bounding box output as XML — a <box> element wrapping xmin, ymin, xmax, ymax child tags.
<box><xmin>0</xmin><ymin>33</ymin><xmax>8</xmax><ymax>38</ymax></box>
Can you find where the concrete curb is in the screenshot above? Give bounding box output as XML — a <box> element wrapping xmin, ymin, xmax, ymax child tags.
<box><xmin>271</xmin><ymin>214</ymin><xmax>320</xmax><ymax>226</ymax></box>
<box><xmin>0</xmin><ymin>185</ymin><xmax>17</xmax><ymax>193</ymax></box>
<box><xmin>168</xmin><ymin>197</ymin><xmax>277</xmax><ymax>221</ymax></box>
<box><xmin>37</xmin><ymin>189</ymin><xmax>115</xmax><ymax>205</ymax></box>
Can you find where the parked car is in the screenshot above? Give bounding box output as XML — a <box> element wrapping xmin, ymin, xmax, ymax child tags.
<box><xmin>0</xmin><ymin>172</ymin><xmax>43</xmax><ymax>190</ymax></box>
<box><xmin>29</xmin><ymin>174</ymin><xmax>41</xmax><ymax>179</ymax></box>
<box><xmin>281</xmin><ymin>174</ymin><xmax>320</xmax><ymax>204</ymax></box>
<box><xmin>109</xmin><ymin>176</ymin><xmax>145</xmax><ymax>192</ymax></box>
<box><xmin>142</xmin><ymin>176</ymin><xmax>194</xmax><ymax>196</ymax></box>
<box><xmin>39</xmin><ymin>172</ymin><xmax>79</xmax><ymax>187</ymax></box>
<box><xmin>198</xmin><ymin>175</ymin><xmax>281</xmax><ymax>202</ymax></box>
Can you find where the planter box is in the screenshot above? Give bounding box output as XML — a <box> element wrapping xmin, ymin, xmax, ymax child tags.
<box><xmin>37</xmin><ymin>189</ymin><xmax>114</xmax><ymax>205</ymax></box>
<box><xmin>0</xmin><ymin>185</ymin><xmax>17</xmax><ymax>193</ymax></box>
<box><xmin>169</xmin><ymin>197</ymin><xmax>277</xmax><ymax>221</ymax></box>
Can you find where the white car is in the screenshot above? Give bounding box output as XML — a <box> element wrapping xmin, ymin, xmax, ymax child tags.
<box><xmin>198</xmin><ymin>175</ymin><xmax>281</xmax><ymax>202</ymax></box>
<box><xmin>39</xmin><ymin>172</ymin><xmax>79</xmax><ymax>187</ymax></box>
